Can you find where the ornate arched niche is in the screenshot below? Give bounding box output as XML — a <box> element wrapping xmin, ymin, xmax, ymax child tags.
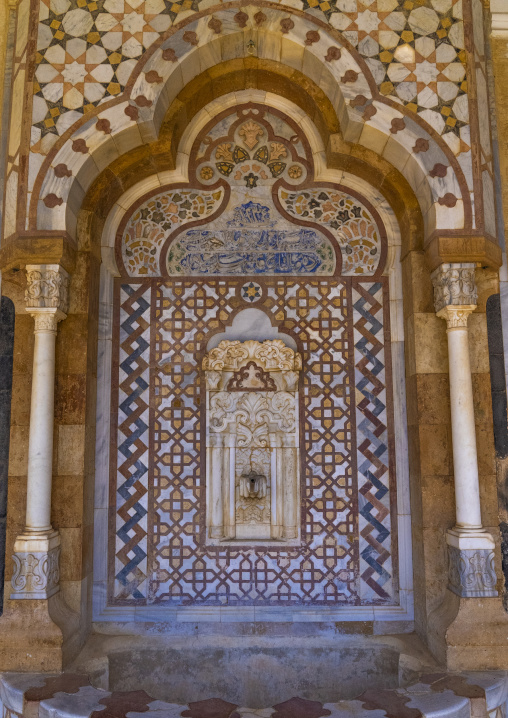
<box><xmin>204</xmin><ymin>338</ymin><xmax>301</xmax><ymax>544</ymax></box>
<box><xmin>95</xmin><ymin>98</ymin><xmax>411</xmax><ymax>620</ymax></box>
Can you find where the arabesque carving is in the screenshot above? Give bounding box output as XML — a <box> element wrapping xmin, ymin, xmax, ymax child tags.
<box><xmin>11</xmin><ymin>547</ymin><xmax>60</xmax><ymax>599</ymax></box>
<box><xmin>204</xmin><ymin>339</ymin><xmax>302</xmax><ymax>372</ymax></box>
<box><xmin>431</xmin><ymin>262</ymin><xmax>477</xmax><ymax>314</ymax></box>
<box><xmin>25</xmin><ymin>264</ymin><xmax>69</xmax><ymax>314</ymax></box>
<box><xmin>205</xmin><ymin>339</ymin><xmax>301</xmax><ymax>542</ymax></box>
<box><xmin>448</xmin><ymin>546</ymin><xmax>497</xmax><ymax>598</ymax></box>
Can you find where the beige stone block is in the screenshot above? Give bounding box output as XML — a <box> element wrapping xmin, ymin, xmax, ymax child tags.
<box><xmin>8</xmin><ymin>425</ymin><xmax>29</xmax><ymax>476</ymax></box>
<box><xmin>51</xmin><ymin>476</ymin><xmax>84</xmax><ymax>528</ymax></box>
<box><xmin>475</xmin><ymin>424</ymin><xmax>496</xmax><ymax>476</ymax></box>
<box><xmin>358</xmin><ymin>124</ymin><xmax>388</xmax><ymax>156</ymax></box>
<box><xmin>413</xmin><ymin>313</ymin><xmax>449</xmax><ymax>374</ymax></box>
<box><xmin>468</xmin><ymin>313</ymin><xmax>490</xmax><ymax>374</ymax></box>
<box><xmin>404</xmin><ymin>314</ymin><xmax>416</xmax><ymax>377</ymax></box>
<box><xmin>57</xmin><ymin>425</ymin><xmax>85</xmax><ymax>476</ymax></box>
<box><xmin>12</xmin><ymin>315</ymin><xmax>35</xmax><ymax>374</ymax></box>
<box><xmin>475</xmin><ymin>267</ymin><xmax>499</xmax><ymax>312</ymax></box>
<box><xmin>419</xmin><ymin>424</ymin><xmax>452</xmax><ymax>476</ymax></box>
<box><xmin>405</xmin><ymin>374</ymin><xmax>418</xmax><ymax>427</ymax></box>
<box><xmin>67</xmin><ymin>253</ymin><xmax>91</xmax><ymax>315</ymax></box>
<box><xmin>60</xmin><ymin>579</ymin><xmax>83</xmax><ymax>614</ymax></box>
<box><xmin>415</xmin><ymin>373</ymin><xmax>450</xmax><ymax>425</ymax></box>
<box><xmin>59</xmin><ymin>527</ymin><xmax>83</xmax><ymax>581</ymax></box>
<box><xmin>421</xmin><ymin>474</ymin><xmax>455</xmax><ymax>529</ymax></box>
<box><xmin>479</xmin><ymin>474</ymin><xmax>500</xmax><ymax>527</ymax></box>
<box><xmin>56</xmin><ymin>315</ymin><xmax>89</xmax><ymax>374</ymax></box>
<box><xmin>422</xmin><ymin>526</ymin><xmax>449</xmax><ymax>616</ymax></box>
<box><xmin>55</xmin><ymin>373</ymin><xmax>88</xmax><ymax>425</ymax></box>
<box><xmin>402</xmin><ymin>251</ymin><xmax>434</xmax><ymax>317</ymax></box>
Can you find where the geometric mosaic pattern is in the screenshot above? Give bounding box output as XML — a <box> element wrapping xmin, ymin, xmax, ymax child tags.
<box><xmin>353</xmin><ymin>283</ymin><xmax>393</xmax><ymax>602</ymax></box>
<box><xmin>110</xmin><ymin>277</ymin><xmax>396</xmax><ymax>605</ymax></box>
<box><xmin>33</xmin><ymin>0</ymin><xmax>468</xmax><ymax>142</ymax></box>
<box><xmin>114</xmin><ymin>284</ymin><xmax>150</xmax><ymax>600</ymax></box>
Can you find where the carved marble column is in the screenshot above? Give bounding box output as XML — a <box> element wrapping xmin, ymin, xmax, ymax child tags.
<box><xmin>11</xmin><ymin>264</ymin><xmax>69</xmax><ymax>599</ymax></box>
<box><xmin>432</xmin><ymin>262</ymin><xmax>497</xmax><ymax>598</ymax></box>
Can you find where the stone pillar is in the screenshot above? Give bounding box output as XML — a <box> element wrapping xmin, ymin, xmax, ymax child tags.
<box><xmin>432</xmin><ymin>262</ymin><xmax>497</xmax><ymax>598</ymax></box>
<box><xmin>10</xmin><ymin>264</ymin><xmax>69</xmax><ymax>600</ymax></box>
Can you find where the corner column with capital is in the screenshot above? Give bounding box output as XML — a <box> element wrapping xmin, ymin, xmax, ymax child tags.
<box><xmin>10</xmin><ymin>264</ymin><xmax>69</xmax><ymax>600</ymax></box>
<box><xmin>431</xmin><ymin>262</ymin><xmax>497</xmax><ymax>598</ymax></box>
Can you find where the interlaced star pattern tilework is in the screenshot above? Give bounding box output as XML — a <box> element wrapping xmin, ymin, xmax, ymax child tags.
<box><xmin>32</xmin><ymin>0</ymin><xmax>469</xmax><ymax>143</ymax></box>
<box><xmin>112</xmin><ymin>277</ymin><xmax>396</xmax><ymax>606</ymax></box>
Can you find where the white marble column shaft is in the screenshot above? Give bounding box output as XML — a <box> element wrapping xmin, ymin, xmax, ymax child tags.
<box><xmin>439</xmin><ymin>306</ymin><xmax>482</xmax><ymax>530</ymax></box>
<box><xmin>11</xmin><ymin>264</ymin><xmax>69</xmax><ymax>600</ymax></box>
<box><xmin>25</xmin><ymin>312</ymin><xmax>62</xmax><ymax>533</ymax></box>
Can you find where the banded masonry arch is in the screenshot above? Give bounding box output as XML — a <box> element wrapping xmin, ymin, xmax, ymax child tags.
<box><xmin>92</xmin><ymin>89</ymin><xmax>412</xmax><ymax>621</ymax></box>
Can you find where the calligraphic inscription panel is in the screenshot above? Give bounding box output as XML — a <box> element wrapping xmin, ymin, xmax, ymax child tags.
<box><xmin>110</xmin><ymin>278</ymin><xmax>396</xmax><ymax>606</ymax></box>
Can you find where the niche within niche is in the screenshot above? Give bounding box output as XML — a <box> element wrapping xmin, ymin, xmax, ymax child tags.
<box><xmin>204</xmin><ymin>339</ymin><xmax>301</xmax><ymax>544</ymax></box>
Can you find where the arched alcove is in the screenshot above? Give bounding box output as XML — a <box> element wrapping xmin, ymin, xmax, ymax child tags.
<box><xmin>91</xmin><ymin>90</ymin><xmax>412</xmax><ymax>624</ymax></box>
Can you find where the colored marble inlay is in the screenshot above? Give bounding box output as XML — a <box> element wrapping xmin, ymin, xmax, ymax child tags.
<box><xmin>123</xmin><ymin>189</ymin><xmax>224</xmax><ymax>277</ymax></box>
<box><xmin>31</xmin><ymin>0</ymin><xmax>469</xmax><ymax>146</ymax></box>
<box><xmin>353</xmin><ymin>283</ymin><xmax>393</xmax><ymax>601</ymax></box>
<box><xmin>115</xmin><ymin>284</ymin><xmax>151</xmax><ymax>599</ymax></box>
<box><xmin>110</xmin><ymin>277</ymin><xmax>396</xmax><ymax>606</ymax></box>
<box><xmin>280</xmin><ymin>189</ymin><xmax>382</xmax><ymax>276</ymax></box>
<box><xmin>241</xmin><ymin>281</ymin><xmax>262</xmax><ymax>302</ymax></box>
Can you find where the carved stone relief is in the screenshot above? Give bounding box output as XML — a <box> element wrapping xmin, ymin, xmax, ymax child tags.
<box><xmin>204</xmin><ymin>339</ymin><xmax>301</xmax><ymax>543</ymax></box>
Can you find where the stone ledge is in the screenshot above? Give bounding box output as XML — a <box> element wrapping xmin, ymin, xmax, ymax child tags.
<box><xmin>0</xmin><ymin>235</ymin><xmax>77</xmax><ymax>274</ymax></box>
<box><xmin>1</xmin><ymin>670</ymin><xmax>507</xmax><ymax>718</ymax></box>
<box><xmin>424</xmin><ymin>233</ymin><xmax>503</xmax><ymax>272</ymax></box>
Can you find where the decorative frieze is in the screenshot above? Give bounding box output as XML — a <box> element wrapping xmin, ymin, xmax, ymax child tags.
<box><xmin>431</xmin><ymin>262</ymin><xmax>477</xmax><ymax>314</ymax></box>
<box><xmin>448</xmin><ymin>545</ymin><xmax>498</xmax><ymax>598</ymax></box>
<box><xmin>25</xmin><ymin>264</ymin><xmax>69</xmax><ymax>315</ymax></box>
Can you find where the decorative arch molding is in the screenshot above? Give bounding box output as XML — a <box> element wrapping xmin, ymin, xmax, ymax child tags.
<box><xmin>30</xmin><ymin>4</ymin><xmax>473</xmax><ymax>246</ymax></box>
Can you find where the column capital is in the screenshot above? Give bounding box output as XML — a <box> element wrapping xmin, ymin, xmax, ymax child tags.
<box><xmin>431</xmin><ymin>262</ymin><xmax>477</xmax><ymax>314</ymax></box>
<box><xmin>436</xmin><ymin>304</ymin><xmax>476</xmax><ymax>329</ymax></box>
<box><xmin>25</xmin><ymin>264</ymin><xmax>69</xmax><ymax>316</ymax></box>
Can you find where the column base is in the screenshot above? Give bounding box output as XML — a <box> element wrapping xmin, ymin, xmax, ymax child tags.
<box><xmin>428</xmin><ymin>591</ymin><xmax>508</xmax><ymax>670</ymax></box>
<box><xmin>446</xmin><ymin>528</ymin><xmax>498</xmax><ymax>598</ymax></box>
<box><xmin>11</xmin><ymin>530</ymin><xmax>61</xmax><ymax>600</ymax></box>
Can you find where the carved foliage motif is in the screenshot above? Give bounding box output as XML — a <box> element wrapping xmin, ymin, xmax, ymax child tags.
<box><xmin>11</xmin><ymin>548</ymin><xmax>60</xmax><ymax>598</ymax></box>
<box><xmin>25</xmin><ymin>264</ymin><xmax>69</xmax><ymax>314</ymax></box>
<box><xmin>448</xmin><ymin>546</ymin><xmax>498</xmax><ymax>597</ymax></box>
<box><xmin>432</xmin><ymin>262</ymin><xmax>477</xmax><ymax>313</ymax></box>
<box><xmin>205</xmin><ymin>339</ymin><xmax>300</xmax><ymax>542</ymax></box>
<box><xmin>209</xmin><ymin>391</ymin><xmax>297</xmax><ymax>444</ymax></box>
<box><xmin>204</xmin><ymin>339</ymin><xmax>301</xmax><ymax>373</ymax></box>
